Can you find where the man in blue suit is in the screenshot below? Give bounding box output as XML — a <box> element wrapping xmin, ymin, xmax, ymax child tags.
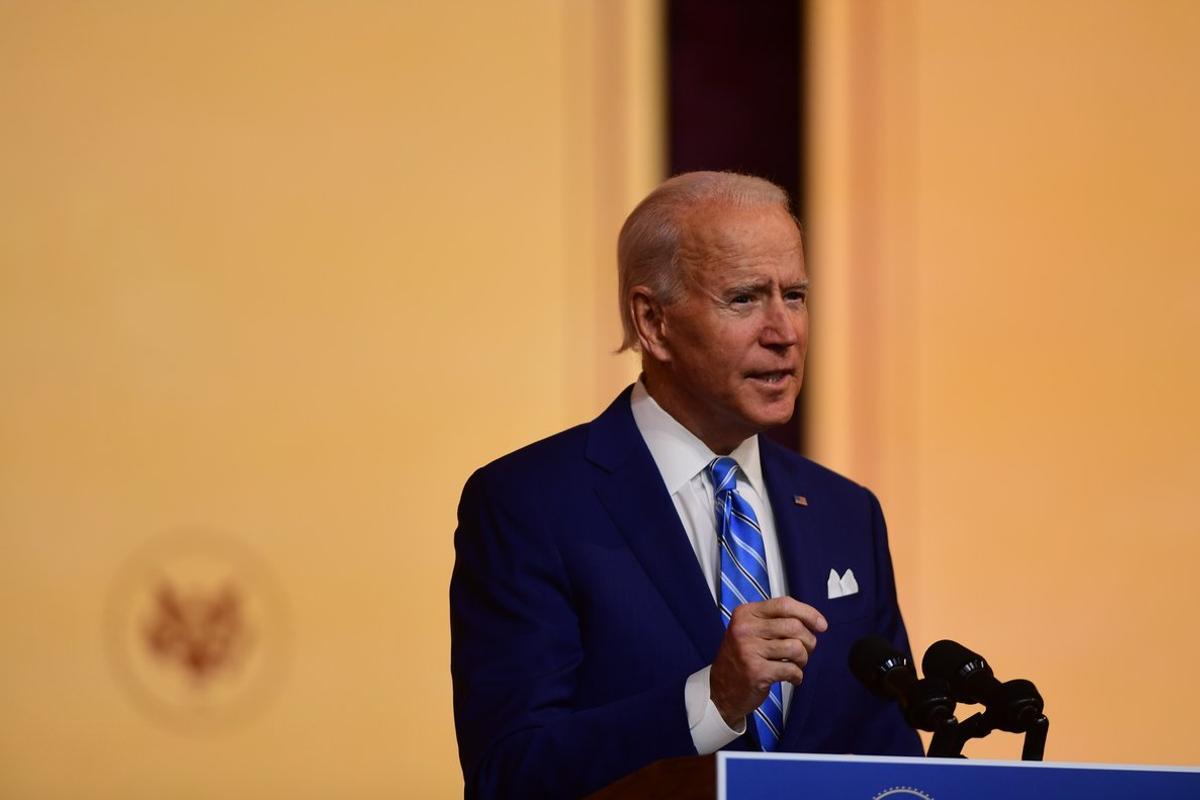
<box><xmin>451</xmin><ymin>172</ymin><xmax>922</xmax><ymax>798</ymax></box>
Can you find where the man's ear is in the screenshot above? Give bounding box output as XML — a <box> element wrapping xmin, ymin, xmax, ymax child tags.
<box><xmin>629</xmin><ymin>286</ymin><xmax>671</xmax><ymax>362</ymax></box>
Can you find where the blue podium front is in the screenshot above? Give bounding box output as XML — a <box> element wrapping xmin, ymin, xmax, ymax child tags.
<box><xmin>718</xmin><ymin>753</ymin><xmax>1200</xmax><ymax>799</ymax></box>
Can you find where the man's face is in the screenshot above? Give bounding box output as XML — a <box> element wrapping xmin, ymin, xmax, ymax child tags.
<box><xmin>648</xmin><ymin>203</ymin><xmax>808</xmax><ymax>453</ymax></box>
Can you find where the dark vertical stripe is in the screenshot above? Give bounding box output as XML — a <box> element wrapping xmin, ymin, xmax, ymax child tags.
<box><xmin>666</xmin><ymin>0</ymin><xmax>807</xmax><ymax>452</ymax></box>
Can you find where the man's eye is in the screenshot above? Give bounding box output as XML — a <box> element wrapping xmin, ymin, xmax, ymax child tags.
<box><xmin>785</xmin><ymin>290</ymin><xmax>807</xmax><ymax>304</ymax></box>
<box><xmin>729</xmin><ymin>294</ymin><xmax>754</xmax><ymax>305</ymax></box>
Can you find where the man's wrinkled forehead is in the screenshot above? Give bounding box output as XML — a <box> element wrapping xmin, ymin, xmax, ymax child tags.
<box><xmin>675</xmin><ymin>201</ymin><xmax>804</xmax><ymax>270</ymax></box>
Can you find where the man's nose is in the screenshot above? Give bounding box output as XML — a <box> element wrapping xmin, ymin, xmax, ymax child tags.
<box><xmin>760</xmin><ymin>295</ymin><xmax>800</xmax><ymax>348</ymax></box>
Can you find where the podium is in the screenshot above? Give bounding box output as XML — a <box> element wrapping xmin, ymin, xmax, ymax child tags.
<box><xmin>589</xmin><ymin>752</ymin><xmax>1200</xmax><ymax>799</ymax></box>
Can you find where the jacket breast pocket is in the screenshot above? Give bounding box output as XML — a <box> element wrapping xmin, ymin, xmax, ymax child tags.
<box><xmin>814</xmin><ymin>588</ymin><xmax>873</xmax><ymax>623</ymax></box>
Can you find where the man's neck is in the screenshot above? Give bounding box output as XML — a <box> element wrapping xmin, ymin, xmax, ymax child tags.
<box><xmin>639</xmin><ymin>369</ymin><xmax>749</xmax><ymax>455</ymax></box>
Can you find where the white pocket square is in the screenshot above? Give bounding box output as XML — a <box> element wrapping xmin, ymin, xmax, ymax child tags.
<box><xmin>826</xmin><ymin>568</ymin><xmax>859</xmax><ymax>599</ymax></box>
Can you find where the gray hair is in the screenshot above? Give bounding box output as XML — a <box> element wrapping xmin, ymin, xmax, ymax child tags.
<box><xmin>616</xmin><ymin>171</ymin><xmax>793</xmax><ymax>352</ymax></box>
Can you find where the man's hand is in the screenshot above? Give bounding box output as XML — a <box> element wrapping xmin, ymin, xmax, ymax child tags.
<box><xmin>710</xmin><ymin>597</ymin><xmax>829</xmax><ymax>728</ymax></box>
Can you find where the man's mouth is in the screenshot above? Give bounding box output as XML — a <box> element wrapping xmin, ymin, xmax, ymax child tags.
<box><xmin>747</xmin><ymin>370</ymin><xmax>793</xmax><ymax>385</ymax></box>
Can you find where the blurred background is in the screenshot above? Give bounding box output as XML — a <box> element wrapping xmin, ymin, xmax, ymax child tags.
<box><xmin>2</xmin><ymin>1</ymin><xmax>1197</xmax><ymax>797</ymax></box>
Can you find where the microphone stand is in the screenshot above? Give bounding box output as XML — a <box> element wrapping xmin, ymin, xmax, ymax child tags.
<box><xmin>926</xmin><ymin>716</ymin><xmax>966</xmax><ymax>758</ymax></box>
<box><xmin>1020</xmin><ymin>714</ymin><xmax>1049</xmax><ymax>761</ymax></box>
<box><xmin>926</xmin><ymin>710</ymin><xmax>1050</xmax><ymax>761</ymax></box>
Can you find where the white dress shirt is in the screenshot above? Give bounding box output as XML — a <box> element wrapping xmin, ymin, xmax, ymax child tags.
<box><xmin>629</xmin><ymin>380</ymin><xmax>792</xmax><ymax>754</ymax></box>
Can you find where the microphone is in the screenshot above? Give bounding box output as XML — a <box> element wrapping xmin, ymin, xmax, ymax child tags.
<box><xmin>849</xmin><ymin>636</ymin><xmax>956</xmax><ymax>732</ymax></box>
<box><xmin>922</xmin><ymin>639</ymin><xmax>1044</xmax><ymax>733</ymax></box>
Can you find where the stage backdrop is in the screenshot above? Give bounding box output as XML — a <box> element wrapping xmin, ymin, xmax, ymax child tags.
<box><xmin>807</xmin><ymin>0</ymin><xmax>1200</xmax><ymax>765</ymax></box>
<box><xmin>0</xmin><ymin>2</ymin><xmax>652</xmax><ymax>797</ymax></box>
<box><xmin>3</xmin><ymin>2</ymin><xmax>1199</xmax><ymax>797</ymax></box>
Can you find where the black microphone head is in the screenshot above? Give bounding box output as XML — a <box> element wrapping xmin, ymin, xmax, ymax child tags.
<box><xmin>989</xmin><ymin>678</ymin><xmax>1045</xmax><ymax>733</ymax></box>
<box><xmin>922</xmin><ymin>639</ymin><xmax>995</xmax><ymax>704</ymax></box>
<box><xmin>852</xmin><ymin>637</ymin><xmax>956</xmax><ymax>731</ymax></box>
<box><xmin>922</xmin><ymin>639</ymin><xmax>985</xmax><ymax>678</ymax></box>
<box><xmin>849</xmin><ymin>636</ymin><xmax>911</xmax><ymax>699</ymax></box>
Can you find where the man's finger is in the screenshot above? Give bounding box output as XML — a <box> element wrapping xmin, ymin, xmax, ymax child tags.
<box><xmin>753</xmin><ymin>596</ymin><xmax>828</xmax><ymax>633</ymax></box>
<box><xmin>744</xmin><ymin>659</ymin><xmax>806</xmax><ymax>691</ymax></box>
<box><xmin>758</xmin><ymin>638</ymin><xmax>811</xmax><ymax>666</ymax></box>
<box><xmin>758</xmin><ymin>616</ymin><xmax>818</xmax><ymax>650</ymax></box>
<box><xmin>767</xmin><ymin>661</ymin><xmax>805</xmax><ymax>686</ymax></box>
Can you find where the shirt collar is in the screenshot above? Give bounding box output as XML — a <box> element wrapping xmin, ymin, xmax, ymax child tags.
<box><xmin>630</xmin><ymin>378</ymin><xmax>766</xmax><ymax>497</ymax></box>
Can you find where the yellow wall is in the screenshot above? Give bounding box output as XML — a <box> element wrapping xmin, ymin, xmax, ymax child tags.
<box><xmin>809</xmin><ymin>0</ymin><xmax>1200</xmax><ymax>764</ymax></box>
<box><xmin>0</xmin><ymin>3</ymin><xmax>652</xmax><ymax>797</ymax></box>
<box><xmin>6</xmin><ymin>1</ymin><xmax>1197</xmax><ymax>793</ymax></box>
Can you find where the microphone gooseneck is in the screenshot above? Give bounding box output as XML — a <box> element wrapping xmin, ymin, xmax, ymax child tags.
<box><xmin>922</xmin><ymin>639</ymin><xmax>1045</xmax><ymax>733</ymax></box>
<box><xmin>849</xmin><ymin>636</ymin><xmax>957</xmax><ymax>732</ymax></box>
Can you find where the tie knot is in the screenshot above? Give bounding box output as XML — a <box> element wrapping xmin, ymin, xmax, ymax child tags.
<box><xmin>707</xmin><ymin>456</ymin><xmax>740</xmax><ymax>494</ymax></box>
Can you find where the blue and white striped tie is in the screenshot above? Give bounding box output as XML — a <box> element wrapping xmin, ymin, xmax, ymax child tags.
<box><xmin>708</xmin><ymin>456</ymin><xmax>784</xmax><ymax>752</ymax></box>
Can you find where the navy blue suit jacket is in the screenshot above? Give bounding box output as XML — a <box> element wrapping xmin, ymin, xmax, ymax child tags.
<box><xmin>450</xmin><ymin>387</ymin><xmax>922</xmax><ymax>798</ymax></box>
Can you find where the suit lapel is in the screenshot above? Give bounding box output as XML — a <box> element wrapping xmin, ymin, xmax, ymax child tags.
<box><xmin>760</xmin><ymin>440</ymin><xmax>826</xmax><ymax>749</ymax></box>
<box><xmin>587</xmin><ymin>388</ymin><xmax>726</xmax><ymax>664</ymax></box>
<box><xmin>586</xmin><ymin>393</ymin><xmax>829</xmax><ymax>747</ymax></box>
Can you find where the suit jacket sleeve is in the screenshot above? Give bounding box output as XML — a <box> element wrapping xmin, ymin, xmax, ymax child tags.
<box><xmin>859</xmin><ymin>487</ymin><xmax>924</xmax><ymax>755</ymax></box>
<box><xmin>450</xmin><ymin>466</ymin><xmax>698</xmax><ymax>799</ymax></box>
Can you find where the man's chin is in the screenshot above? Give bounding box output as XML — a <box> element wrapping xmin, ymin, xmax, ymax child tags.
<box><xmin>744</xmin><ymin>398</ymin><xmax>799</xmax><ymax>432</ymax></box>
